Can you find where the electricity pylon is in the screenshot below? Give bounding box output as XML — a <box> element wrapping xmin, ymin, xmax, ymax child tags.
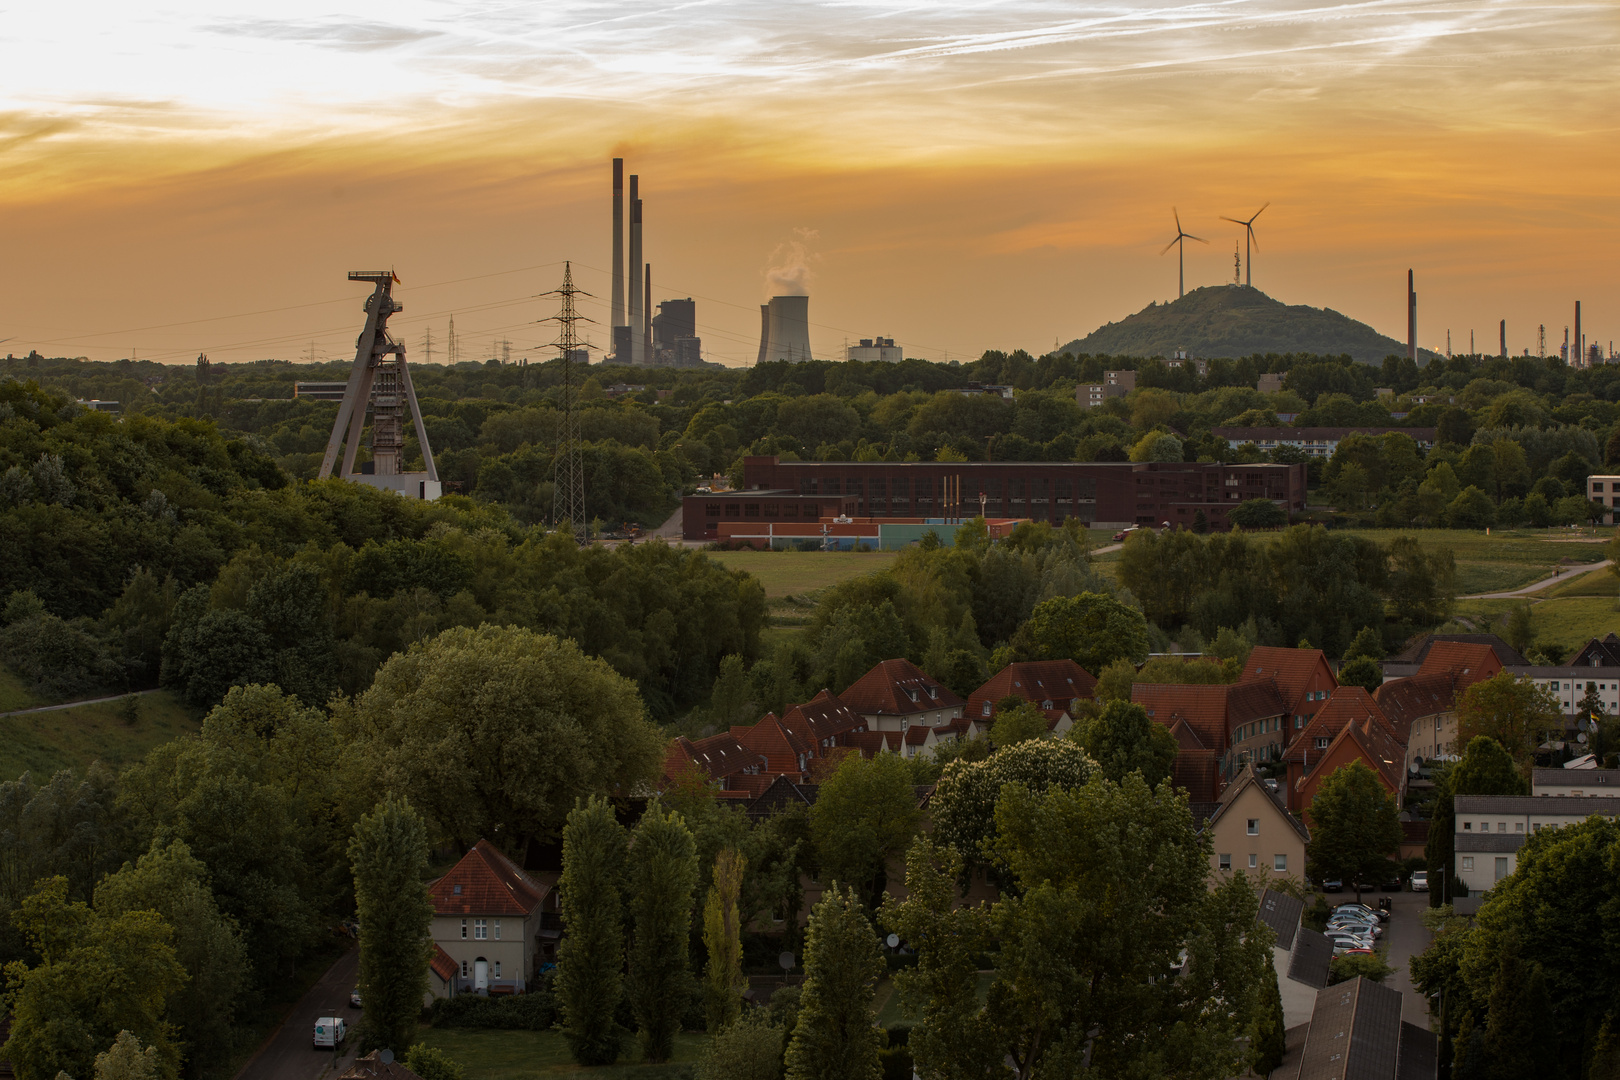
<box><xmin>540</xmin><ymin>262</ymin><xmax>593</xmax><ymax>542</ymax></box>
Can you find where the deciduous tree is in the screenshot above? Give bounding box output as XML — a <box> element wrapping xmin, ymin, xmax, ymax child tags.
<box><xmin>1306</xmin><ymin>762</ymin><xmax>1402</xmax><ymax>902</ymax></box>
<box><xmin>626</xmin><ymin>804</ymin><xmax>698</xmax><ymax>1063</ymax></box>
<box><xmin>809</xmin><ymin>753</ymin><xmax>921</xmax><ymax>906</ymax></box>
<box><xmin>1071</xmin><ymin>699</ymin><xmax>1177</xmax><ymax>788</ymax></box>
<box><xmin>703</xmin><ymin>848</ymin><xmax>747</xmax><ymax>1033</ymax></box>
<box><xmin>1012</xmin><ymin>591</ymin><xmax>1149</xmax><ymax>674</ymax></box>
<box><xmin>1456</xmin><ymin>672</ymin><xmax>1560</xmax><ymax>770</ymax></box>
<box><xmin>784</xmin><ymin>886</ymin><xmax>883</xmax><ymax>1080</ymax></box>
<box><xmin>556</xmin><ymin>797</ymin><xmax>628</xmax><ymax>1066</ymax></box>
<box><xmin>348</xmin><ymin>796</ymin><xmax>434</xmax><ymax>1053</ymax></box>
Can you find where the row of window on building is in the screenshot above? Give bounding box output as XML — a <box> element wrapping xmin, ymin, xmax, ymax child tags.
<box><xmin>460</xmin><ymin>918</ymin><xmax>503</xmax><ymax>940</ymax></box>
<box><xmin>1218</xmin><ymin>852</ymin><xmax>1289</xmax><ymax>872</ymax></box>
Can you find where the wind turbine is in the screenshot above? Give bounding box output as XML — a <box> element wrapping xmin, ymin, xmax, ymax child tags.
<box><xmin>1160</xmin><ymin>209</ymin><xmax>1207</xmax><ymax>299</ymax></box>
<box><xmin>1220</xmin><ymin>202</ymin><xmax>1268</xmax><ymax>288</ymax></box>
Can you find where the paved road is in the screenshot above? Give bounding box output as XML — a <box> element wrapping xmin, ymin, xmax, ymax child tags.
<box><xmin>1463</xmin><ymin>558</ymin><xmax>1613</xmax><ymax>599</ymax></box>
<box><xmin>0</xmin><ymin>688</ymin><xmax>161</xmax><ymax>719</ymax></box>
<box><xmin>234</xmin><ymin>948</ymin><xmax>361</xmax><ymax>1080</ymax></box>
<box><xmin>1380</xmin><ymin>889</ymin><xmax>1434</xmax><ymax>1027</ymax></box>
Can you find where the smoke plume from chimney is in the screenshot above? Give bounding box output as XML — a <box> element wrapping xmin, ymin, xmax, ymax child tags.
<box><xmin>765</xmin><ymin>228</ymin><xmax>818</xmax><ymax>297</ymax></box>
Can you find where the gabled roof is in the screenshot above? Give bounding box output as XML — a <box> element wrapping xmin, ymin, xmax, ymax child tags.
<box><xmin>845</xmin><ymin>730</ymin><xmax>905</xmax><ymax>758</ymax></box>
<box><xmin>1298</xmin><ymin>977</ymin><xmax>1404</xmax><ymax>1080</ymax></box>
<box><xmin>430</xmin><ymin>839</ymin><xmax>549</xmax><ymax>917</ymax></box>
<box><xmin>1284</xmin><ymin>686</ymin><xmax>1395</xmax><ymax>766</ymax></box>
<box><xmin>904</xmin><ymin>724</ymin><xmax>936</xmax><ymax>746</ymax></box>
<box><xmin>1256</xmin><ymin>887</ymin><xmax>1304</xmax><ymax>950</ymax></box>
<box><xmin>1166</xmin><ymin>715</ymin><xmax>1209</xmax><ymax>752</ymax></box>
<box><xmin>1299</xmin><ymin>715</ymin><xmax>1404</xmax><ymax>795</ymax></box>
<box><xmin>734</xmin><ymin>714</ymin><xmax>811</xmax><ymax>774</ymax></box>
<box><xmin>966</xmin><ymin>660</ymin><xmax>1097</xmax><ymax>719</ymax></box>
<box><xmin>744</xmin><ymin>775</ymin><xmax>818</xmax><ymax>820</ymax></box>
<box><xmin>1288</xmin><ymin>928</ymin><xmax>1333</xmax><ymax>991</ymax></box>
<box><xmin>1417</xmin><ymin>641</ymin><xmax>1501</xmax><ymax>689</ymax></box>
<box><xmin>779</xmin><ymin>690</ymin><xmax>864</xmax><ymax>746</ymax></box>
<box><xmin>1243</xmin><ymin>646</ymin><xmax>1335</xmax><ymax>712</ymax></box>
<box><xmin>838</xmin><ymin>658</ymin><xmax>963</xmax><ymax>717</ymax></box>
<box><xmin>664</xmin><ymin>732</ymin><xmax>766</xmax><ymax>783</ymax></box>
<box><xmin>1373</xmin><ymin>673</ymin><xmax>1457</xmax><ymax>739</ymax></box>
<box><xmin>1134</xmin><ymin>683</ymin><xmax>1231</xmax><ymax>750</ymax></box>
<box><xmin>1209</xmin><ymin>765</ymin><xmax>1311</xmax><ymax>844</ymax></box>
<box><xmin>1569</xmin><ymin>633</ymin><xmax>1620</xmax><ymax>668</ymax></box>
<box><xmin>1227</xmin><ymin>679</ymin><xmax>1289</xmax><ymax>726</ymax></box>
<box><xmin>1390</xmin><ymin>632</ymin><xmax>1527</xmax><ymax>668</ymax></box>
<box><xmin>430</xmin><ymin>943</ymin><xmax>458</xmax><ymax>982</ymax></box>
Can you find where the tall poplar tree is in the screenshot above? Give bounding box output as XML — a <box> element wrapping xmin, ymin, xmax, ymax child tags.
<box><xmin>348</xmin><ymin>795</ymin><xmax>435</xmax><ymax>1053</ymax></box>
<box><xmin>557</xmin><ymin>796</ymin><xmax>629</xmax><ymax>1066</ymax></box>
<box><xmin>627</xmin><ymin>803</ymin><xmax>699</xmax><ymax>1064</ymax></box>
<box><xmin>784</xmin><ymin>885</ymin><xmax>883</xmax><ymax>1080</ymax></box>
<box><xmin>704</xmin><ymin>847</ymin><xmax>748</xmax><ymax>1032</ymax></box>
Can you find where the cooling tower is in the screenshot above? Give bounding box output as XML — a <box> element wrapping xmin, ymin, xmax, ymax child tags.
<box><xmin>764</xmin><ymin>295</ymin><xmax>812</xmax><ymax>363</ymax></box>
<box><xmin>756</xmin><ymin>305</ymin><xmax>769</xmax><ymax>366</ymax></box>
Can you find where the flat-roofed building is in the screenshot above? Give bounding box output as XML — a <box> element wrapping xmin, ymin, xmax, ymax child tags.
<box><xmin>1451</xmin><ymin>794</ymin><xmax>1620</xmax><ymax>909</ymax></box>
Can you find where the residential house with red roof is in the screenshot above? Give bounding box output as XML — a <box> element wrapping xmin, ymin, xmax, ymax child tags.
<box><xmin>663</xmin><ymin>733</ymin><xmax>768</xmax><ymax>798</ymax></box>
<box><xmin>1280</xmin><ymin>686</ymin><xmax>1400</xmax><ymax>814</ymax></box>
<box><xmin>966</xmin><ymin>661</ymin><xmax>1096</xmax><ymax>732</ymax></box>
<box><xmin>1132</xmin><ymin>680</ymin><xmax>1288</xmax><ymax>780</ymax></box>
<box><xmin>1417</xmin><ymin>641</ymin><xmax>1502</xmax><ymax>689</ymax></box>
<box><xmin>1375</xmin><ymin>672</ymin><xmax>1460</xmax><ymax>775</ymax></box>
<box><xmin>1242</xmin><ymin>646</ymin><xmax>1338</xmax><ymax>738</ymax></box>
<box><xmin>429</xmin><ymin>839</ymin><xmax>552</xmax><ymax>996</ymax></box>
<box><xmin>1291</xmin><ymin>702</ymin><xmax>1407</xmax><ymax>827</ymax></box>
<box><xmin>732</xmin><ymin>714</ymin><xmax>813</xmax><ymax>781</ymax></box>
<box><xmin>838</xmin><ymin>659</ymin><xmax>964</xmax><ymax>732</ymax></box>
<box><xmin>777</xmin><ymin>690</ymin><xmax>868</xmax><ymax>759</ymax></box>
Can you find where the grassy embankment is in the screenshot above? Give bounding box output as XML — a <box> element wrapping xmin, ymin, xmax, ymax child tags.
<box><xmin>0</xmin><ymin>685</ymin><xmax>200</xmax><ymax>782</ymax></box>
<box><xmin>414</xmin><ymin>1030</ymin><xmax>709</xmax><ymax>1080</ymax></box>
<box><xmin>706</xmin><ymin>549</ymin><xmax>903</xmax><ymax>651</ymax></box>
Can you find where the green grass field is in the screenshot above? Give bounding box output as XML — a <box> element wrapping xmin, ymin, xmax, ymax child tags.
<box><xmin>1334</xmin><ymin>529</ymin><xmax>1607</xmax><ymax>595</ymax></box>
<box><xmin>704</xmin><ymin>550</ymin><xmax>900</xmax><ymax>599</ymax></box>
<box><xmin>1453</xmin><ymin>596</ymin><xmax>1619</xmax><ymax>652</ymax></box>
<box><xmin>0</xmin><ymin>667</ymin><xmax>42</xmax><ymax>712</ymax></box>
<box><xmin>415</xmin><ymin>1029</ymin><xmax>709</xmax><ymax>1079</ymax></box>
<box><xmin>0</xmin><ymin>689</ymin><xmax>199</xmax><ymax>782</ymax></box>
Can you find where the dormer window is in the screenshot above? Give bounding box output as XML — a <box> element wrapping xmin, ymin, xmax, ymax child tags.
<box><xmin>982</xmin><ymin>702</ymin><xmax>992</xmax><ymax>717</ymax></box>
<box><xmin>453</xmin><ymin>885</ymin><xmax>462</xmax><ymax>895</ymax></box>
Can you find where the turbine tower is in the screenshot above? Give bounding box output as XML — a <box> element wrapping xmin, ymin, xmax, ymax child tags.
<box><xmin>1220</xmin><ymin>203</ymin><xmax>1268</xmax><ymax>288</ymax></box>
<box><xmin>1160</xmin><ymin>209</ymin><xmax>1207</xmax><ymax>299</ymax></box>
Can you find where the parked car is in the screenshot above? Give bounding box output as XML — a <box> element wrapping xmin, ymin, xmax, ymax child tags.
<box><xmin>1380</xmin><ymin>875</ymin><xmax>1402</xmax><ymax>892</ymax></box>
<box><xmin>349</xmin><ymin>988</ymin><xmax>362</xmax><ymax>1009</ymax></box>
<box><xmin>1328</xmin><ymin>918</ymin><xmax>1382</xmax><ymax>939</ymax></box>
<box><xmin>1321</xmin><ymin>878</ymin><xmax>1344</xmax><ymax>893</ymax></box>
<box><xmin>1333</xmin><ymin>903</ymin><xmax>1388</xmax><ymax>923</ymax></box>
<box><xmin>1324</xmin><ymin>930</ymin><xmax>1376</xmax><ymax>951</ymax></box>
<box><xmin>313</xmin><ymin>1017</ymin><xmax>346</xmax><ymax>1050</ymax></box>
<box><xmin>1112</xmin><ymin>527</ymin><xmax>1137</xmax><ymax>541</ymax></box>
<box><xmin>1334</xmin><ymin>946</ymin><xmax>1375</xmax><ymax>957</ymax></box>
<box><xmin>1410</xmin><ymin>870</ymin><xmax>1429</xmax><ymax>892</ymax></box>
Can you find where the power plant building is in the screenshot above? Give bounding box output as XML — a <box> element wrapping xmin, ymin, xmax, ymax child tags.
<box><xmin>652</xmin><ymin>298</ymin><xmax>703</xmax><ymax>367</ymax></box>
<box><xmin>847</xmin><ymin>337</ymin><xmax>902</xmax><ymax>363</ymax></box>
<box><xmin>680</xmin><ymin>456</ymin><xmax>1307</xmax><ymax>541</ymax></box>
<box><xmin>758</xmin><ymin>295</ymin><xmax>813</xmax><ymax>363</ymax></box>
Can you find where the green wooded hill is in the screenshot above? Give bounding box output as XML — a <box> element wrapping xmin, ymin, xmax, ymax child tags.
<box><xmin>1061</xmin><ymin>286</ymin><xmax>1436</xmax><ymax>364</ymax></box>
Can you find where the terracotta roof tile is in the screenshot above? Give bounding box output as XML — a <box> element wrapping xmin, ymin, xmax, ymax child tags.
<box><xmin>1417</xmin><ymin>641</ymin><xmax>1502</xmax><ymax>689</ymax></box>
<box><xmin>838</xmin><ymin>659</ymin><xmax>964</xmax><ymax>717</ymax></box>
<box><xmin>1242</xmin><ymin>646</ymin><xmax>1335</xmax><ymax>715</ymax></box>
<box><xmin>966</xmin><ymin>661</ymin><xmax>1097</xmax><ymax>721</ymax></box>
<box><xmin>780</xmin><ymin>690</ymin><xmax>865</xmax><ymax>748</ymax></box>
<box><xmin>430</xmin><ymin>943</ymin><xmax>458</xmax><ymax>982</ymax></box>
<box><xmin>429</xmin><ymin>839</ymin><xmax>549</xmax><ymax>917</ymax></box>
<box><xmin>1283</xmin><ymin>686</ymin><xmax>1395</xmax><ymax>765</ymax></box>
<box><xmin>1373</xmin><ymin>673</ymin><xmax>1457</xmax><ymax>741</ymax></box>
<box><xmin>664</xmin><ymin>733</ymin><xmax>767</xmax><ymax>784</ymax></box>
<box><xmin>1133</xmin><ymin>681</ymin><xmax>1287</xmax><ymax>749</ymax></box>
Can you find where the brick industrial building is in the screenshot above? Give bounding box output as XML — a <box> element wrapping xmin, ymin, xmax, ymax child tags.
<box><xmin>679</xmin><ymin>456</ymin><xmax>1307</xmax><ymax>541</ymax></box>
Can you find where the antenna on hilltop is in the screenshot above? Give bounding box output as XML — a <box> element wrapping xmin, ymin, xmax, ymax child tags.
<box><xmin>1220</xmin><ymin>203</ymin><xmax>1268</xmax><ymax>288</ymax></box>
<box><xmin>540</xmin><ymin>262</ymin><xmax>594</xmax><ymax>543</ymax></box>
<box><xmin>1233</xmin><ymin>243</ymin><xmax>1241</xmax><ymax>285</ymax></box>
<box><xmin>1160</xmin><ymin>208</ymin><xmax>1207</xmax><ymax>299</ymax></box>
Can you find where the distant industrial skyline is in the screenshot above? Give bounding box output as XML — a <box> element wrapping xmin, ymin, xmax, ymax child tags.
<box><xmin>0</xmin><ymin>0</ymin><xmax>1615</xmax><ymax>366</ymax></box>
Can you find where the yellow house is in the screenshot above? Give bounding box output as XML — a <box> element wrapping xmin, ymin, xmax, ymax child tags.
<box><xmin>427</xmin><ymin>839</ymin><xmax>551</xmax><ymax>995</ymax></box>
<box><xmin>1205</xmin><ymin>765</ymin><xmax>1310</xmax><ymax>883</ymax></box>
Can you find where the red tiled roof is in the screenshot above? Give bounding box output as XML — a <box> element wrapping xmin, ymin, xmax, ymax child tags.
<box><xmin>734</xmin><ymin>715</ymin><xmax>811</xmax><ymax>778</ymax></box>
<box><xmin>904</xmin><ymin>725</ymin><xmax>934</xmax><ymax>746</ymax></box>
<box><xmin>780</xmin><ymin>690</ymin><xmax>865</xmax><ymax>748</ymax></box>
<box><xmin>429</xmin><ymin>839</ymin><xmax>549</xmax><ymax>917</ymax></box>
<box><xmin>1242</xmin><ymin>646</ymin><xmax>1335</xmax><ymax>714</ymax></box>
<box><xmin>1283</xmin><ymin>686</ymin><xmax>1394</xmax><ymax>765</ymax></box>
<box><xmin>1166</xmin><ymin>716</ymin><xmax>1209</xmax><ymax>752</ymax></box>
<box><xmin>664</xmin><ymin>733</ymin><xmax>767</xmax><ymax>784</ymax></box>
<box><xmin>838</xmin><ymin>659</ymin><xmax>963</xmax><ymax>717</ymax></box>
<box><xmin>966</xmin><ymin>660</ymin><xmax>1097</xmax><ymax>721</ymax></box>
<box><xmin>430</xmin><ymin>943</ymin><xmax>458</xmax><ymax>982</ymax></box>
<box><xmin>1173</xmin><ymin>748</ymin><xmax>1223</xmax><ymax>804</ymax></box>
<box><xmin>1417</xmin><ymin>641</ymin><xmax>1502</xmax><ymax>690</ymax></box>
<box><xmin>1373</xmin><ymin>673</ymin><xmax>1457</xmax><ymax>741</ymax></box>
<box><xmin>1134</xmin><ymin>681</ymin><xmax>1285</xmax><ymax>750</ymax></box>
<box><xmin>1402</xmin><ymin>820</ymin><xmax>1430</xmax><ymax>845</ymax></box>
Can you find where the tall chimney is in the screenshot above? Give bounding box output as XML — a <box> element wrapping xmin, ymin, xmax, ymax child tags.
<box><xmin>1500</xmin><ymin>320</ymin><xmax>1506</xmax><ymax>358</ymax></box>
<box><xmin>1575</xmin><ymin>301</ymin><xmax>1582</xmax><ymax>368</ymax></box>
<box><xmin>1407</xmin><ymin>270</ymin><xmax>1416</xmax><ymax>363</ymax></box>
<box><xmin>644</xmin><ymin>264</ymin><xmax>653</xmax><ymax>365</ymax></box>
<box><xmin>611</xmin><ymin>159</ymin><xmax>624</xmax><ymax>347</ymax></box>
<box><xmin>628</xmin><ymin>175</ymin><xmax>642</xmax><ymax>365</ymax></box>
<box><xmin>756</xmin><ymin>305</ymin><xmax>769</xmax><ymax>366</ymax></box>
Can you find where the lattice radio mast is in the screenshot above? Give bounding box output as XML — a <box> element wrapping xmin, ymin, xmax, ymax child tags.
<box><xmin>542</xmin><ymin>262</ymin><xmax>592</xmax><ymax>542</ymax></box>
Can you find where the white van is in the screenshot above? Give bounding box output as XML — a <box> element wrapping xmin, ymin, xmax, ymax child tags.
<box><xmin>314</xmin><ymin>1017</ymin><xmax>346</xmax><ymax>1050</ymax></box>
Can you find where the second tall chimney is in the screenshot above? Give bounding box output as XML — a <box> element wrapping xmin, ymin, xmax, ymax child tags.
<box><xmin>611</xmin><ymin>159</ymin><xmax>624</xmax><ymax>344</ymax></box>
<box><xmin>1575</xmin><ymin>301</ymin><xmax>1582</xmax><ymax>368</ymax></box>
<box><xmin>1407</xmin><ymin>269</ymin><xmax>1417</xmax><ymax>363</ymax></box>
<box><xmin>628</xmin><ymin>175</ymin><xmax>643</xmax><ymax>365</ymax></box>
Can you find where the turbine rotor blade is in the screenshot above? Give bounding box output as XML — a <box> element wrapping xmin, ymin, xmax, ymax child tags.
<box><xmin>1188</xmin><ymin>233</ymin><xmax>1209</xmax><ymax>244</ymax></box>
<box><xmin>1160</xmin><ymin>238</ymin><xmax>1180</xmax><ymax>256</ymax></box>
<box><xmin>1248</xmin><ymin>225</ymin><xmax>1259</xmax><ymax>250</ymax></box>
<box><xmin>1173</xmin><ymin>207</ymin><xmax>1182</xmax><ymax>232</ymax></box>
<box><xmin>1220</xmin><ymin>216</ymin><xmax>1244</xmax><ymax>225</ymax></box>
<box><xmin>1252</xmin><ymin>201</ymin><xmax>1270</xmax><ymax>222</ymax></box>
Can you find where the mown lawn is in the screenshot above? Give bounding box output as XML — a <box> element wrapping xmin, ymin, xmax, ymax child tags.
<box><xmin>1453</xmin><ymin>596</ymin><xmax>1619</xmax><ymax>652</ymax></box>
<box><xmin>704</xmin><ymin>550</ymin><xmax>899</xmax><ymax>599</ymax></box>
<box><xmin>0</xmin><ymin>688</ymin><xmax>199</xmax><ymax>782</ymax></box>
<box><xmin>1334</xmin><ymin>529</ymin><xmax>1607</xmax><ymax>595</ymax></box>
<box><xmin>415</xmin><ymin>1029</ymin><xmax>709</xmax><ymax>1079</ymax></box>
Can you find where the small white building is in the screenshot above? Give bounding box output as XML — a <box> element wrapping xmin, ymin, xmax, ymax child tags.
<box><xmin>428</xmin><ymin>839</ymin><xmax>553</xmax><ymax>996</ymax></box>
<box><xmin>847</xmin><ymin>337</ymin><xmax>903</xmax><ymax>363</ymax></box>
<box><xmin>1588</xmin><ymin>475</ymin><xmax>1620</xmax><ymax>525</ymax></box>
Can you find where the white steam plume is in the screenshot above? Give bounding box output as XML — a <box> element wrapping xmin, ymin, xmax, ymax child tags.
<box><xmin>765</xmin><ymin>228</ymin><xmax>819</xmax><ymax>297</ymax></box>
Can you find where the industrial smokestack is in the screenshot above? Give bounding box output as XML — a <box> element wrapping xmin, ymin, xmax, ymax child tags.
<box><xmin>611</xmin><ymin>159</ymin><xmax>624</xmax><ymax>349</ymax></box>
<box><xmin>628</xmin><ymin>175</ymin><xmax>642</xmax><ymax>365</ymax></box>
<box><xmin>1500</xmin><ymin>320</ymin><xmax>1506</xmax><ymax>358</ymax></box>
<box><xmin>1575</xmin><ymin>301</ymin><xmax>1582</xmax><ymax>368</ymax></box>
<box><xmin>765</xmin><ymin>295</ymin><xmax>813</xmax><ymax>363</ymax></box>
<box><xmin>1406</xmin><ymin>270</ymin><xmax>1416</xmax><ymax>363</ymax></box>
<box><xmin>644</xmin><ymin>264</ymin><xmax>652</xmax><ymax>365</ymax></box>
<box><xmin>756</xmin><ymin>305</ymin><xmax>769</xmax><ymax>366</ymax></box>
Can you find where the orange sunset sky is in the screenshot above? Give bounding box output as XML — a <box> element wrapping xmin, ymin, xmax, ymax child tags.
<box><xmin>3</xmin><ymin>0</ymin><xmax>1617</xmax><ymax>367</ymax></box>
